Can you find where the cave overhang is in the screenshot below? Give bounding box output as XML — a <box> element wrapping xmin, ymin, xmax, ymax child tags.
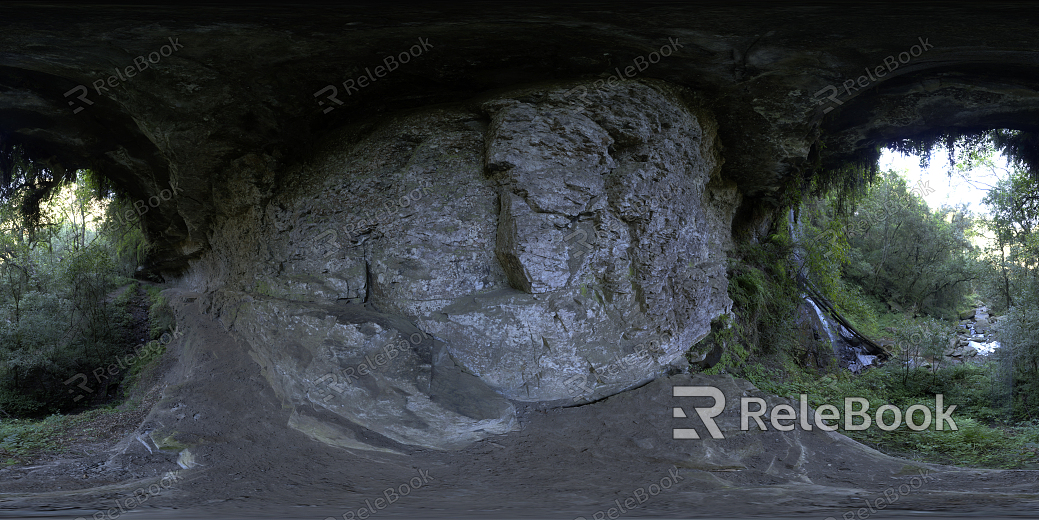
<box><xmin>0</xmin><ymin>4</ymin><xmax>1037</xmax><ymax>271</ymax></box>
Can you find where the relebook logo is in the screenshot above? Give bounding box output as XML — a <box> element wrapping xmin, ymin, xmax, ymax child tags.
<box><xmin>672</xmin><ymin>386</ymin><xmax>957</xmax><ymax>440</ymax></box>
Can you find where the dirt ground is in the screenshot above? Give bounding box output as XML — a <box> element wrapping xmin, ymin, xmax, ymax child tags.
<box><xmin>1</xmin><ymin>290</ymin><xmax>1037</xmax><ymax>519</ymax></box>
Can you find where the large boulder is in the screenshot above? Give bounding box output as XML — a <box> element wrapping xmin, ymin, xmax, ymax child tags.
<box><xmin>946</xmin><ymin>345</ymin><xmax>978</xmax><ymax>358</ymax></box>
<box><xmin>974</xmin><ymin>317</ymin><xmax>991</xmax><ymax>334</ymax></box>
<box><xmin>191</xmin><ymin>79</ymin><xmax>739</xmax><ymax>449</ymax></box>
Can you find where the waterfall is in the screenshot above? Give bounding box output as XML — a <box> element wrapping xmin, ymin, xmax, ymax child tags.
<box><xmin>803</xmin><ymin>294</ymin><xmax>879</xmax><ymax>372</ymax></box>
<box><xmin>793</xmin><ymin>208</ymin><xmax>883</xmax><ymax>373</ymax></box>
<box><xmin>804</xmin><ymin>296</ymin><xmax>839</xmax><ymax>350</ymax></box>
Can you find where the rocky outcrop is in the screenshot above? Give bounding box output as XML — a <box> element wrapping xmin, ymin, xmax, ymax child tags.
<box><xmin>2</xmin><ymin>4</ymin><xmax>1038</xmax><ymax>453</ymax></box>
<box><xmin>947</xmin><ymin>305</ymin><xmax>1002</xmax><ymax>360</ymax></box>
<box><xmin>4</xmin><ymin>9</ymin><xmax>1039</xmax><ymax>518</ymax></box>
<box><xmin>184</xmin><ymin>80</ymin><xmax>737</xmax><ymax>449</ymax></box>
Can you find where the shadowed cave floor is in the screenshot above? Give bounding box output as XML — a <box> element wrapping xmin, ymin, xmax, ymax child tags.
<box><xmin>0</xmin><ymin>291</ymin><xmax>1036</xmax><ymax>519</ymax></box>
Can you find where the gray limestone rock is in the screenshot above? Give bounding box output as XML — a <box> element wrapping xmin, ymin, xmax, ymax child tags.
<box><xmin>190</xmin><ymin>80</ymin><xmax>738</xmax><ymax>449</ymax></box>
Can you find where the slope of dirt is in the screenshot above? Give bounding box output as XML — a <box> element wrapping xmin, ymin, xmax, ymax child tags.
<box><xmin>0</xmin><ymin>288</ymin><xmax>1037</xmax><ymax>519</ymax></box>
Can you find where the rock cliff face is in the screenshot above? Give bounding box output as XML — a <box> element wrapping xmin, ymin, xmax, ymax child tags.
<box><xmin>3</xmin><ymin>4</ymin><xmax>1039</xmax><ymax>451</ymax></box>
<box><xmin>187</xmin><ymin>80</ymin><xmax>737</xmax><ymax>448</ymax></box>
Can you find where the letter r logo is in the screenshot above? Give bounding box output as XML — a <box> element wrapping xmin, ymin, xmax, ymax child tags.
<box><xmin>63</xmin><ymin>84</ymin><xmax>93</xmax><ymax>114</ymax></box>
<box><xmin>564</xmin><ymin>373</ymin><xmax>595</xmax><ymax>400</ymax></box>
<box><xmin>313</xmin><ymin>85</ymin><xmax>343</xmax><ymax>114</ymax></box>
<box><xmin>812</xmin><ymin>84</ymin><xmax>844</xmax><ymax>114</ymax></box>
<box><xmin>673</xmin><ymin>386</ymin><xmax>726</xmax><ymax>439</ymax></box>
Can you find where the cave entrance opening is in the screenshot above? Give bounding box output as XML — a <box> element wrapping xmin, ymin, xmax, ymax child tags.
<box><xmin>737</xmin><ymin>129</ymin><xmax>1039</xmax><ymax>467</ymax></box>
<box><xmin>0</xmin><ymin>147</ymin><xmax>158</xmax><ymax>423</ymax></box>
<box><xmin>787</xmin><ymin>127</ymin><xmax>1037</xmax><ymax>424</ymax></box>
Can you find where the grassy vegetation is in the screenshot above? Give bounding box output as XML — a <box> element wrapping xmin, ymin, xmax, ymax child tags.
<box><xmin>697</xmin><ymin>246</ymin><xmax>1039</xmax><ymax>469</ymax></box>
<box><xmin>689</xmin><ymin>161</ymin><xmax>1039</xmax><ymax>469</ymax></box>
<box><xmin>0</xmin><ymin>404</ymin><xmax>150</xmax><ymax>467</ymax></box>
<box><xmin>737</xmin><ymin>361</ymin><xmax>1039</xmax><ymax>469</ymax></box>
<box><xmin>0</xmin><ymin>285</ymin><xmax>173</xmax><ymax>467</ymax></box>
<box><xmin>119</xmin><ymin>339</ymin><xmax>168</xmax><ymax>403</ymax></box>
<box><xmin>145</xmin><ymin>285</ymin><xmax>175</xmax><ymax>340</ymax></box>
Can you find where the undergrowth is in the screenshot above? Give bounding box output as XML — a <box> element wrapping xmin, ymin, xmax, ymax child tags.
<box><xmin>0</xmin><ymin>285</ymin><xmax>174</xmax><ymax>467</ymax></box>
<box><xmin>686</xmin><ymin>203</ymin><xmax>1039</xmax><ymax>469</ymax></box>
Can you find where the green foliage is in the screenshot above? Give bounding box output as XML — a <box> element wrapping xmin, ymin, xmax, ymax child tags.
<box><xmin>978</xmin><ymin>167</ymin><xmax>1039</xmax><ymax>311</ymax></box>
<box><xmin>103</xmin><ymin>197</ymin><xmax>151</xmax><ymax>277</ymax></box>
<box><xmin>736</xmin><ymin>128</ymin><xmax>1039</xmax><ymax>469</ymax></box>
<box><xmin>116</xmin><ymin>286</ymin><xmax>176</xmax><ymax>400</ymax></box>
<box><xmin>830</xmin><ymin>278</ymin><xmax>880</xmax><ymax>338</ymax></box>
<box><xmin>0</xmin><ymin>415</ymin><xmax>68</xmax><ymax>466</ymax></box>
<box><xmin>0</xmin><ymin>142</ymin><xmax>73</xmax><ymax>231</ymax></box>
<box><xmin>970</xmin><ymin>155</ymin><xmax>1039</xmax><ymax>422</ymax></box>
<box><xmin>888</xmin><ymin>129</ymin><xmax>995</xmax><ymax>173</ymax></box>
<box><xmin>891</xmin><ymin>316</ymin><xmax>952</xmax><ymax>389</ymax></box>
<box><xmin>990</xmin><ymin>130</ymin><xmax>1039</xmax><ymax>184</ymax></box>
<box><xmin>795</xmin><ymin>139</ymin><xmax>880</xmax><ymax>215</ymax></box>
<box><xmin>724</xmin><ymin>227</ymin><xmax>802</xmax><ymax>363</ymax></box>
<box><xmin>147</xmin><ymin>291</ymin><xmax>175</xmax><ymax>341</ymax></box>
<box><xmin>792</xmin><ymin>170</ymin><xmax>978</xmax><ymax>320</ymax></box>
<box><xmin>993</xmin><ymin>303</ymin><xmax>1039</xmax><ymax>422</ymax></box>
<box><xmin>730</xmin><ymin>267</ymin><xmax>769</xmax><ymax>318</ymax></box>
<box><xmin>739</xmin><ymin>359</ymin><xmax>1039</xmax><ymax>469</ymax></box>
<box><xmin>691</xmin><ymin>315</ymin><xmax>746</xmax><ymax>372</ymax></box>
<box><xmin>0</xmin><ymin>406</ymin><xmax>141</xmax><ymax>466</ymax></box>
<box><xmin>0</xmin><ymin>171</ymin><xmax>150</xmax><ymax>417</ymax></box>
<box><xmin>796</xmin><ymin>197</ymin><xmax>883</xmax><ymax>335</ymax></box>
<box><xmin>120</xmin><ymin>339</ymin><xmax>167</xmax><ymax>402</ymax></box>
<box><xmin>797</xmin><ymin>199</ymin><xmax>849</xmax><ymax>296</ymax></box>
<box><xmin>886</xmin><ymin>129</ymin><xmax>1038</xmax><ymax>187</ymax></box>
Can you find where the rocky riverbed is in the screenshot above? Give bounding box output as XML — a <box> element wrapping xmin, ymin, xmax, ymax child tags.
<box><xmin>945</xmin><ymin>305</ymin><xmax>1003</xmax><ymax>362</ymax></box>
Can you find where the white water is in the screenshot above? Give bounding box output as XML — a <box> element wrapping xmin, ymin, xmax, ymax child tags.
<box><xmin>804</xmin><ymin>296</ymin><xmax>839</xmax><ymax>348</ymax></box>
<box><xmin>804</xmin><ymin>296</ymin><xmax>877</xmax><ymax>372</ymax></box>
<box><xmin>958</xmin><ymin>305</ymin><xmax>1003</xmax><ymax>357</ymax></box>
<box><xmin>850</xmin><ymin>353</ymin><xmax>877</xmax><ymax>372</ymax></box>
<box><xmin>970</xmin><ymin>340</ymin><xmax>1002</xmax><ymax>356</ymax></box>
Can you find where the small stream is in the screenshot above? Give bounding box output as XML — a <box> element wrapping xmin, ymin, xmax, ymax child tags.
<box><xmin>953</xmin><ymin>305</ymin><xmax>1002</xmax><ymax>359</ymax></box>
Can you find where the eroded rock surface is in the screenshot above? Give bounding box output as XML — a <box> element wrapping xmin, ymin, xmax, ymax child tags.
<box><xmin>2</xmin><ymin>7</ymin><xmax>1039</xmax><ymax>515</ymax></box>
<box><xmin>182</xmin><ymin>80</ymin><xmax>737</xmax><ymax>449</ymax></box>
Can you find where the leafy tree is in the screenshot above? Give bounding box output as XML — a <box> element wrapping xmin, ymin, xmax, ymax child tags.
<box><xmin>980</xmin><ymin>169</ymin><xmax>1039</xmax><ymax>310</ymax></box>
<box><xmin>977</xmin><ymin>163</ymin><xmax>1039</xmax><ymax>421</ymax></box>
<box><xmin>890</xmin><ymin>129</ymin><xmax>1039</xmax><ymax>423</ymax></box>
<box><xmin>0</xmin><ymin>170</ymin><xmax>138</xmax><ymax>416</ymax></box>
<box><xmin>892</xmin><ymin>316</ymin><xmax>950</xmax><ymax>390</ymax></box>
<box><xmin>995</xmin><ymin>305</ymin><xmax>1039</xmax><ymax>421</ymax></box>
<box><xmin>839</xmin><ymin>171</ymin><xmax>978</xmax><ymax>318</ymax></box>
